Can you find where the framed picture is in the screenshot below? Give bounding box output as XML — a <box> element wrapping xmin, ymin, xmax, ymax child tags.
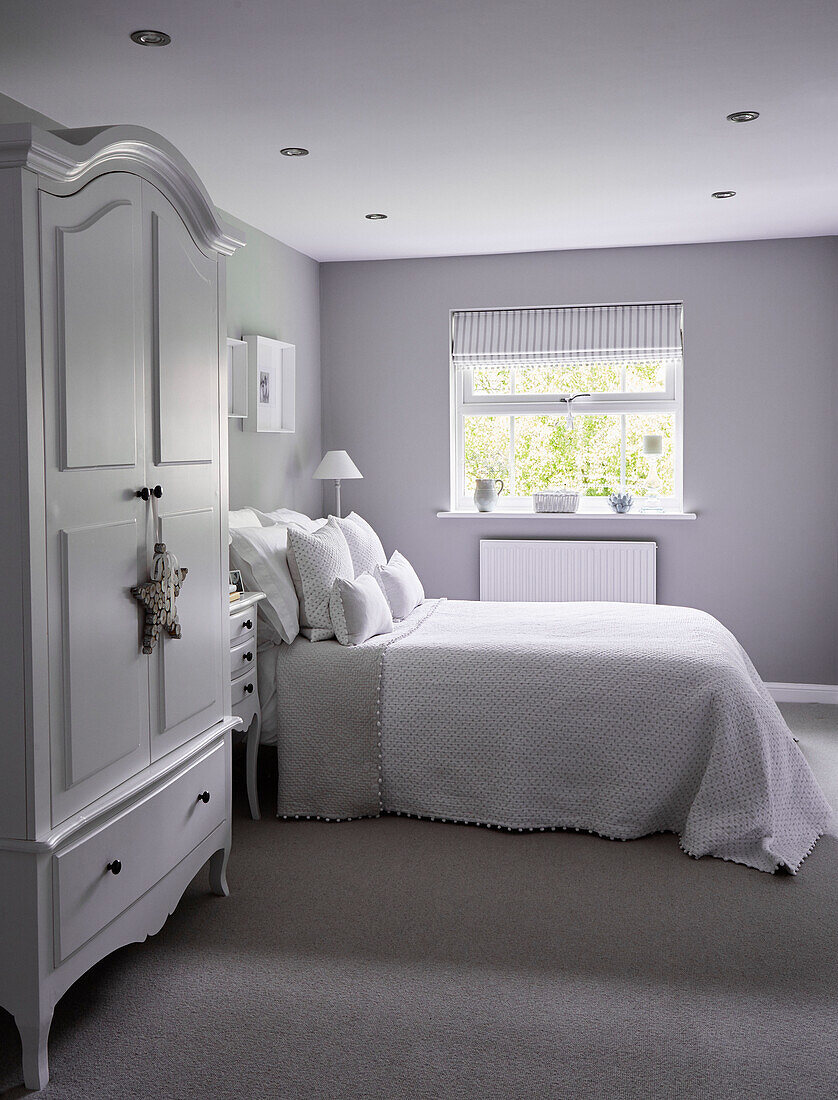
<box><xmin>259</xmin><ymin>369</ymin><xmax>271</xmax><ymax>406</ymax></box>
<box><xmin>229</xmin><ymin>569</ymin><xmax>244</xmax><ymax>595</ymax></box>
<box><xmin>243</xmin><ymin>335</ymin><xmax>296</xmax><ymax>433</ymax></box>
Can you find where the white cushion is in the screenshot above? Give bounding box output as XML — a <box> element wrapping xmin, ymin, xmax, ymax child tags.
<box><xmin>332</xmin><ymin>512</ymin><xmax>387</xmax><ymax>577</ymax></box>
<box><xmin>374</xmin><ymin>550</ymin><xmax>425</xmax><ymax>621</ymax></box>
<box><xmin>329</xmin><ymin>573</ymin><xmax>394</xmax><ymax>646</ymax></box>
<box><xmin>229</xmin><ymin>507</ymin><xmax>266</xmax><ymax>530</ymax></box>
<box><xmin>255</xmin><ymin>508</ymin><xmax>325</xmax><ymax>532</ymax></box>
<box><xmin>229</xmin><ymin>525</ymin><xmax>300</xmax><ymax>644</ymax></box>
<box><xmin>286</xmin><ymin>518</ymin><xmax>354</xmax><ymax>640</ymax></box>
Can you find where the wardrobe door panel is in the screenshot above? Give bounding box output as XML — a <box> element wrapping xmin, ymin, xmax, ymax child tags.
<box><xmin>57</xmin><ymin>202</ymin><xmax>138</xmax><ymax>470</ymax></box>
<box><xmin>60</xmin><ymin>522</ymin><xmax>146</xmax><ymax>788</ymax></box>
<box><xmin>151</xmin><ymin>204</ymin><xmax>217</xmax><ymax>465</ymax></box>
<box><xmin>40</xmin><ymin>174</ymin><xmax>151</xmax><ymax>826</ymax></box>
<box><xmin>152</xmin><ymin>507</ymin><xmax>223</xmax><ymax>759</ymax></box>
<box><xmin>143</xmin><ymin>181</ymin><xmax>224</xmax><ymax>761</ymax></box>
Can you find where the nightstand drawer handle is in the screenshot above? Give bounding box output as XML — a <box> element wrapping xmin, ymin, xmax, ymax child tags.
<box><xmin>107</xmin><ymin>860</ymin><xmax>122</xmax><ymax>875</ymax></box>
<box><xmin>243</xmin><ymin>652</ymin><xmax>253</xmax><ymax>662</ymax></box>
<box><xmin>243</xmin><ymin>683</ymin><xmax>254</xmax><ymax>695</ymax></box>
<box><xmin>243</xmin><ymin>619</ymin><xmax>252</xmax><ymax>630</ymax></box>
<box><xmin>197</xmin><ymin>791</ymin><xmax>211</xmax><ymax>804</ymax></box>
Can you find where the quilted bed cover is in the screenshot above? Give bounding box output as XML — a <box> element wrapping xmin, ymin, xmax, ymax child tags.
<box><xmin>273</xmin><ymin>599</ymin><xmax>832</xmax><ymax>873</ymax></box>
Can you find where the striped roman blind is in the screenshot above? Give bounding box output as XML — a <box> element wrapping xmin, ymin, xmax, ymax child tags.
<box><xmin>451</xmin><ymin>302</ymin><xmax>683</xmax><ymax>368</ymax></box>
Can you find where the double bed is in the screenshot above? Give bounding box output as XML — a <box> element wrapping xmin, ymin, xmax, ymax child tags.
<box><xmin>231</xmin><ymin>510</ymin><xmax>832</xmax><ymax>874</ymax></box>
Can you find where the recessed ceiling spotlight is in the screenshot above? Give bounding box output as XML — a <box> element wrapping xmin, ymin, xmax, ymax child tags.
<box><xmin>130</xmin><ymin>29</ymin><xmax>171</xmax><ymax>46</ymax></box>
<box><xmin>280</xmin><ymin>147</ymin><xmax>309</xmax><ymax>157</ymax></box>
<box><xmin>711</xmin><ymin>191</ymin><xmax>736</xmax><ymax>199</ymax></box>
<box><xmin>726</xmin><ymin>110</ymin><xmax>760</xmax><ymax>123</ymax></box>
<box><xmin>365</xmin><ymin>213</ymin><xmax>388</xmax><ymax>220</ymax></box>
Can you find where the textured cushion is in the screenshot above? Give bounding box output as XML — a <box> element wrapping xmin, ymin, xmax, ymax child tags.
<box><xmin>229</xmin><ymin>525</ymin><xmax>300</xmax><ymax>644</ymax></box>
<box><xmin>286</xmin><ymin>518</ymin><xmax>354</xmax><ymax>640</ymax></box>
<box><xmin>333</xmin><ymin>512</ymin><xmax>387</xmax><ymax>577</ymax></box>
<box><xmin>329</xmin><ymin>573</ymin><xmax>394</xmax><ymax>646</ymax></box>
<box><xmin>374</xmin><ymin>550</ymin><xmax>425</xmax><ymax>621</ymax></box>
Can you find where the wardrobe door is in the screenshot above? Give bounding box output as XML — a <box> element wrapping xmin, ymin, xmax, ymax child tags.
<box><xmin>143</xmin><ymin>182</ymin><xmax>224</xmax><ymax>760</ymax></box>
<box><xmin>40</xmin><ymin>174</ymin><xmax>151</xmax><ymax>825</ymax></box>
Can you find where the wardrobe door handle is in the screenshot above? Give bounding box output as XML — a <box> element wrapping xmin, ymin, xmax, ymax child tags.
<box><xmin>107</xmin><ymin>860</ymin><xmax>122</xmax><ymax>875</ymax></box>
<box><xmin>243</xmin><ymin>683</ymin><xmax>254</xmax><ymax>695</ymax></box>
<box><xmin>151</xmin><ymin>485</ymin><xmax>162</xmax><ymax>498</ymax></box>
<box><xmin>135</xmin><ymin>487</ymin><xmax>150</xmax><ymax>501</ymax></box>
<box><xmin>243</xmin><ymin>620</ymin><xmax>252</xmax><ymax>630</ymax></box>
<box><xmin>197</xmin><ymin>791</ymin><xmax>211</xmax><ymax>804</ymax></box>
<box><xmin>243</xmin><ymin>652</ymin><xmax>253</xmax><ymax>662</ymax></box>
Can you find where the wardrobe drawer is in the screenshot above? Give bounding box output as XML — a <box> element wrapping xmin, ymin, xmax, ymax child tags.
<box><xmin>230</xmin><ymin>606</ymin><xmax>256</xmax><ymax>647</ymax></box>
<box><xmin>231</xmin><ymin>672</ymin><xmax>256</xmax><ymax>707</ymax></box>
<box><xmin>54</xmin><ymin>741</ymin><xmax>226</xmax><ymax>962</ymax></box>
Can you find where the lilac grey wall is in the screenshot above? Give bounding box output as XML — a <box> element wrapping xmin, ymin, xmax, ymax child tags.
<box><xmin>223</xmin><ymin>213</ymin><xmax>322</xmax><ymax>515</ymax></box>
<box><xmin>321</xmin><ymin>239</ymin><xmax>838</xmax><ymax>684</ymax></box>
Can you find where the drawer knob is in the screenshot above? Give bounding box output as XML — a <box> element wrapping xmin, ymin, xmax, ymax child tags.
<box><xmin>197</xmin><ymin>791</ymin><xmax>211</xmax><ymax>804</ymax></box>
<box><xmin>243</xmin><ymin>619</ymin><xmax>252</xmax><ymax>630</ymax></box>
<box><xmin>243</xmin><ymin>651</ymin><xmax>253</xmax><ymax>662</ymax></box>
<box><xmin>243</xmin><ymin>683</ymin><xmax>254</xmax><ymax>695</ymax></box>
<box><xmin>107</xmin><ymin>859</ymin><xmax>122</xmax><ymax>875</ymax></box>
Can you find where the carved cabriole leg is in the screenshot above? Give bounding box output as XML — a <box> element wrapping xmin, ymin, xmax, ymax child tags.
<box><xmin>246</xmin><ymin>711</ymin><xmax>262</xmax><ymax>821</ymax></box>
<box><xmin>208</xmin><ymin>845</ymin><xmax>230</xmax><ymax>897</ymax></box>
<box><xmin>15</xmin><ymin>1004</ymin><xmax>53</xmax><ymax>1091</ymax></box>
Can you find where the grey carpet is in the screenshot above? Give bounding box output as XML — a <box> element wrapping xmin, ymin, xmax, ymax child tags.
<box><xmin>2</xmin><ymin>705</ymin><xmax>838</xmax><ymax>1099</ymax></box>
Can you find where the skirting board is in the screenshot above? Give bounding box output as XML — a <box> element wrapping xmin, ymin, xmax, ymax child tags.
<box><xmin>767</xmin><ymin>683</ymin><xmax>838</xmax><ymax>705</ymax></box>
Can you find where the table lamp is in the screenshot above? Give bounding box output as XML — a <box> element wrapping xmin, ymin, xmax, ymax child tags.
<box><xmin>313</xmin><ymin>450</ymin><xmax>363</xmax><ymax>517</ymax></box>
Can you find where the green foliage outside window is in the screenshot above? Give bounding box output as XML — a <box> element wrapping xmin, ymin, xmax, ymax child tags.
<box><xmin>464</xmin><ymin>411</ymin><xmax>674</xmax><ymax>499</ymax></box>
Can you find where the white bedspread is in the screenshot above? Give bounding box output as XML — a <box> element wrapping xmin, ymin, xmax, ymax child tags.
<box><xmin>273</xmin><ymin>599</ymin><xmax>832</xmax><ymax>873</ymax></box>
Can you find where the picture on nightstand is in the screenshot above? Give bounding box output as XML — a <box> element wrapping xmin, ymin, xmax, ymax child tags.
<box><xmin>229</xmin><ymin>569</ymin><xmax>244</xmax><ymax>603</ymax></box>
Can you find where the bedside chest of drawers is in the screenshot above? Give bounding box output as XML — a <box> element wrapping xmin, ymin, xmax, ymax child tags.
<box><xmin>230</xmin><ymin>591</ymin><xmax>266</xmax><ymax>819</ymax></box>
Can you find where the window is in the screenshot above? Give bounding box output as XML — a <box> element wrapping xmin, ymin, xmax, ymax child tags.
<box><xmin>450</xmin><ymin>302</ymin><xmax>683</xmax><ymax>513</ymax></box>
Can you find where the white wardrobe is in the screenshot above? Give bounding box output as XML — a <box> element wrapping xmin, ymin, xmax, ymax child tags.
<box><xmin>0</xmin><ymin>124</ymin><xmax>245</xmax><ymax>1090</ymax></box>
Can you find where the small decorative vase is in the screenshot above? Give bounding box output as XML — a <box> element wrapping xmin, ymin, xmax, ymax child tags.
<box><xmin>609</xmin><ymin>490</ymin><xmax>634</xmax><ymax>514</ymax></box>
<box><xmin>474</xmin><ymin>477</ymin><xmax>504</xmax><ymax>512</ymax></box>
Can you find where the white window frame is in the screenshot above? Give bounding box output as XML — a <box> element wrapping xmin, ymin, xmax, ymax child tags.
<box><xmin>450</xmin><ymin>345</ymin><xmax>684</xmax><ymax>514</ymax></box>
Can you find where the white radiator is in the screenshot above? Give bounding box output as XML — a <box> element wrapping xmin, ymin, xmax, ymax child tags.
<box><xmin>479</xmin><ymin>540</ymin><xmax>656</xmax><ymax>604</ymax></box>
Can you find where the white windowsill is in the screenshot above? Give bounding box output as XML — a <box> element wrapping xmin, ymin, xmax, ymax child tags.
<box><xmin>437</xmin><ymin>510</ymin><xmax>697</xmax><ymax>520</ymax></box>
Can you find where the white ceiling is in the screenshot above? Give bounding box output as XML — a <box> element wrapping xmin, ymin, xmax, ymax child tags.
<box><xmin>1</xmin><ymin>0</ymin><xmax>837</xmax><ymax>262</ymax></box>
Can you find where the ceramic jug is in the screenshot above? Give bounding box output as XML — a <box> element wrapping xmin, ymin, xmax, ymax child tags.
<box><xmin>474</xmin><ymin>477</ymin><xmax>504</xmax><ymax>512</ymax></box>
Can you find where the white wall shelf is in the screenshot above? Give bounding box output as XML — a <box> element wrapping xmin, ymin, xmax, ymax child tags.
<box><xmin>437</xmin><ymin>511</ymin><xmax>696</xmax><ymax>520</ymax></box>
<box><xmin>226</xmin><ymin>337</ymin><xmax>248</xmax><ymax>418</ymax></box>
<box><xmin>242</xmin><ymin>334</ymin><xmax>295</xmax><ymax>433</ymax></box>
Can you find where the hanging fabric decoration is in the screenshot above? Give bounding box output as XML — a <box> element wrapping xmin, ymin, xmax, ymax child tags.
<box><xmin>131</xmin><ymin>487</ymin><xmax>188</xmax><ymax>654</ymax></box>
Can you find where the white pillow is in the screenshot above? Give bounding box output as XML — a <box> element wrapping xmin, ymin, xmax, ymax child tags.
<box><xmin>255</xmin><ymin>508</ymin><xmax>325</xmax><ymax>532</ymax></box>
<box><xmin>229</xmin><ymin>525</ymin><xmax>300</xmax><ymax>644</ymax></box>
<box><xmin>286</xmin><ymin>518</ymin><xmax>354</xmax><ymax>640</ymax></box>
<box><xmin>229</xmin><ymin>507</ymin><xmax>266</xmax><ymax>530</ymax></box>
<box><xmin>329</xmin><ymin>573</ymin><xmax>394</xmax><ymax>646</ymax></box>
<box><xmin>332</xmin><ymin>513</ymin><xmax>386</xmax><ymax>577</ymax></box>
<box><xmin>374</xmin><ymin>550</ymin><xmax>425</xmax><ymax>621</ymax></box>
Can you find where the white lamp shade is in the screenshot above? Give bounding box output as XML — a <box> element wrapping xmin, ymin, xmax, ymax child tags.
<box><xmin>641</xmin><ymin>433</ymin><xmax>664</xmax><ymax>457</ymax></box>
<box><xmin>313</xmin><ymin>450</ymin><xmax>363</xmax><ymax>480</ymax></box>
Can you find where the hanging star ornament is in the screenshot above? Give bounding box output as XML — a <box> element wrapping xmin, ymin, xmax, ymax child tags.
<box><xmin>131</xmin><ymin>542</ymin><xmax>188</xmax><ymax>654</ymax></box>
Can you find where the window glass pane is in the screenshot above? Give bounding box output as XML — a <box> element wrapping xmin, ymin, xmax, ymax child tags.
<box><xmin>624</xmin><ymin>359</ymin><xmax>670</xmax><ymax>393</ymax></box>
<box><xmin>514</xmin><ymin>361</ymin><xmax>621</xmax><ymax>395</ymax></box>
<box><xmin>470</xmin><ymin>366</ymin><xmax>512</xmax><ymax>395</ymax></box>
<box><xmin>463</xmin><ymin>415</ymin><xmax>510</xmax><ymax>493</ymax></box>
<box><xmin>625</xmin><ymin>413</ymin><xmax>675</xmax><ymax>497</ymax></box>
<box><xmin>514</xmin><ymin>415</ymin><xmax>622</xmax><ymax>498</ymax></box>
